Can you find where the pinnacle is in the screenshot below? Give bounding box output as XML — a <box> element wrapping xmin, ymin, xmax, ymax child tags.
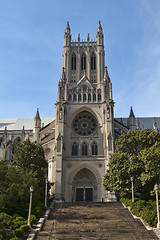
<box><xmin>97</xmin><ymin>20</ymin><xmax>103</xmax><ymax>34</ymax></box>
<box><xmin>65</xmin><ymin>21</ymin><xmax>70</xmax><ymax>34</ymax></box>
<box><xmin>35</xmin><ymin>108</ymin><xmax>40</xmax><ymax>119</ymax></box>
<box><xmin>129</xmin><ymin>106</ymin><xmax>135</xmax><ymax>118</ymax></box>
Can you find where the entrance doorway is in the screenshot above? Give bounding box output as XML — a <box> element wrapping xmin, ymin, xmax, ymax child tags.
<box><xmin>76</xmin><ymin>187</ymin><xmax>93</xmax><ymax>202</ymax></box>
<box><xmin>72</xmin><ymin>168</ymin><xmax>97</xmax><ymax>202</ymax></box>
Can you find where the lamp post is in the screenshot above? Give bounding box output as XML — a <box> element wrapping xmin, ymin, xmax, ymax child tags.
<box><xmin>45</xmin><ymin>178</ymin><xmax>48</xmax><ymax>208</ymax></box>
<box><xmin>27</xmin><ymin>186</ymin><xmax>34</xmax><ymax>228</ymax></box>
<box><xmin>155</xmin><ymin>184</ymin><xmax>160</xmax><ymax>228</ymax></box>
<box><xmin>131</xmin><ymin>177</ymin><xmax>134</xmax><ymax>202</ymax></box>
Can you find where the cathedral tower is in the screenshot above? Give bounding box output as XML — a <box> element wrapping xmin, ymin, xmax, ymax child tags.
<box><xmin>54</xmin><ymin>22</ymin><xmax>115</xmax><ymax>202</ymax></box>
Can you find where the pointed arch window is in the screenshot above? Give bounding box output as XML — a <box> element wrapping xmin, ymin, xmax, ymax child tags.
<box><xmin>83</xmin><ymin>94</ymin><xmax>86</xmax><ymax>102</ymax></box>
<box><xmin>78</xmin><ymin>94</ymin><xmax>81</xmax><ymax>102</ymax></box>
<box><xmin>91</xmin><ymin>54</ymin><xmax>96</xmax><ymax>70</ymax></box>
<box><xmin>68</xmin><ymin>94</ymin><xmax>72</xmax><ymax>101</ymax></box>
<box><xmin>92</xmin><ymin>142</ymin><xmax>98</xmax><ymax>155</ymax></box>
<box><xmin>82</xmin><ymin>142</ymin><xmax>88</xmax><ymax>155</ymax></box>
<box><xmin>73</xmin><ymin>94</ymin><xmax>77</xmax><ymax>102</ymax></box>
<box><xmin>93</xmin><ymin>94</ymin><xmax>96</xmax><ymax>102</ymax></box>
<box><xmin>98</xmin><ymin>93</ymin><xmax>101</xmax><ymax>102</ymax></box>
<box><xmin>88</xmin><ymin>93</ymin><xmax>91</xmax><ymax>102</ymax></box>
<box><xmin>72</xmin><ymin>142</ymin><xmax>78</xmax><ymax>156</ymax></box>
<box><xmin>71</xmin><ymin>54</ymin><xmax>76</xmax><ymax>70</ymax></box>
<box><xmin>81</xmin><ymin>54</ymin><xmax>86</xmax><ymax>70</ymax></box>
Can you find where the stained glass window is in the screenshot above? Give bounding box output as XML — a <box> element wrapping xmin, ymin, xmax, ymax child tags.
<box><xmin>73</xmin><ymin>111</ymin><xmax>97</xmax><ymax>136</ymax></box>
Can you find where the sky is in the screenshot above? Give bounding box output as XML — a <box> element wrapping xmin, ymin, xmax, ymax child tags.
<box><xmin>0</xmin><ymin>0</ymin><xmax>160</xmax><ymax>119</ymax></box>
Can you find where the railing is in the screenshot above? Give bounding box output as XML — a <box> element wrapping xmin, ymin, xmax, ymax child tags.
<box><xmin>71</xmin><ymin>41</ymin><xmax>96</xmax><ymax>47</ymax></box>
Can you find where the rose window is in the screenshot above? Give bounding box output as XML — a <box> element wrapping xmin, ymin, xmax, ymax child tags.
<box><xmin>73</xmin><ymin>111</ymin><xmax>97</xmax><ymax>136</ymax></box>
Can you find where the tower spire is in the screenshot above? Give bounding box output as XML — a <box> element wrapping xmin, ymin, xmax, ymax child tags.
<box><xmin>97</xmin><ymin>21</ymin><xmax>103</xmax><ymax>34</ymax></box>
<box><xmin>96</xmin><ymin>21</ymin><xmax>103</xmax><ymax>46</ymax></box>
<box><xmin>65</xmin><ymin>21</ymin><xmax>70</xmax><ymax>35</ymax></box>
<box><xmin>104</xmin><ymin>66</ymin><xmax>110</xmax><ymax>83</ymax></box>
<box><xmin>64</xmin><ymin>22</ymin><xmax>71</xmax><ymax>46</ymax></box>
<box><xmin>127</xmin><ymin>106</ymin><xmax>136</xmax><ymax>130</ymax></box>
<box><xmin>34</xmin><ymin>108</ymin><xmax>41</xmax><ymax>143</ymax></box>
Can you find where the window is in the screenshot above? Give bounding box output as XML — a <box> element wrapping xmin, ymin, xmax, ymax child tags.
<box><xmin>73</xmin><ymin>94</ymin><xmax>77</xmax><ymax>102</ymax></box>
<box><xmin>72</xmin><ymin>143</ymin><xmax>78</xmax><ymax>156</ymax></box>
<box><xmin>98</xmin><ymin>93</ymin><xmax>101</xmax><ymax>102</ymax></box>
<box><xmin>82</xmin><ymin>143</ymin><xmax>88</xmax><ymax>155</ymax></box>
<box><xmin>91</xmin><ymin>54</ymin><xmax>96</xmax><ymax>70</ymax></box>
<box><xmin>81</xmin><ymin>54</ymin><xmax>86</xmax><ymax>70</ymax></box>
<box><xmin>92</xmin><ymin>142</ymin><xmax>98</xmax><ymax>155</ymax></box>
<box><xmin>68</xmin><ymin>94</ymin><xmax>72</xmax><ymax>101</ymax></box>
<box><xmin>71</xmin><ymin>54</ymin><xmax>76</xmax><ymax>70</ymax></box>
<box><xmin>88</xmin><ymin>94</ymin><xmax>91</xmax><ymax>102</ymax></box>
<box><xmin>73</xmin><ymin>111</ymin><xmax>97</xmax><ymax>136</ymax></box>
<box><xmin>83</xmin><ymin>94</ymin><xmax>86</xmax><ymax>102</ymax></box>
<box><xmin>93</xmin><ymin>94</ymin><xmax>96</xmax><ymax>102</ymax></box>
<box><xmin>78</xmin><ymin>94</ymin><xmax>81</xmax><ymax>102</ymax></box>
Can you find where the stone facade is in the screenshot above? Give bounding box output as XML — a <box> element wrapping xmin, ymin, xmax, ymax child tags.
<box><xmin>0</xmin><ymin>22</ymin><xmax>159</xmax><ymax>202</ymax></box>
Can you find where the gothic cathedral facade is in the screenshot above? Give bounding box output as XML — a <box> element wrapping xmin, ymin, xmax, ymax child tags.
<box><xmin>53</xmin><ymin>22</ymin><xmax>115</xmax><ymax>202</ymax></box>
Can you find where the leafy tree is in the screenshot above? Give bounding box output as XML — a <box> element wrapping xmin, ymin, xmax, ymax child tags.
<box><xmin>103</xmin><ymin>129</ymin><xmax>160</xmax><ymax>198</ymax></box>
<box><xmin>0</xmin><ymin>140</ymin><xmax>48</xmax><ymax>216</ymax></box>
<box><xmin>12</xmin><ymin>139</ymin><xmax>47</xmax><ymax>176</ymax></box>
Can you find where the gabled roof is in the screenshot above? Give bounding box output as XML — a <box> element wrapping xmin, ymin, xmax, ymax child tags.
<box><xmin>0</xmin><ymin>118</ymin><xmax>55</xmax><ymax>131</ymax></box>
<box><xmin>75</xmin><ymin>75</ymin><xmax>94</xmax><ymax>89</ymax></box>
<box><xmin>115</xmin><ymin>117</ymin><xmax>160</xmax><ymax>130</ymax></box>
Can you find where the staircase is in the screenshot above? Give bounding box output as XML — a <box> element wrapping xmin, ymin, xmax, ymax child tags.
<box><xmin>35</xmin><ymin>202</ymin><xmax>158</xmax><ymax>240</ymax></box>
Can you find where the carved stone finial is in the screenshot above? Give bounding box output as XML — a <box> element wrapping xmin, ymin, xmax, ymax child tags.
<box><xmin>153</xmin><ymin>117</ymin><xmax>158</xmax><ymax>132</ymax></box>
<box><xmin>137</xmin><ymin>118</ymin><xmax>140</xmax><ymax>130</ymax></box>
<box><xmin>87</xmin><ymin>33</ymin><xmax>89</xmax><ymax>42</ymax></box>
<box><xmin>65</xmin><ymin>22</ymin><xmax>70</xmax><ymax>34</ymax></box>
<box><xmin>78</xmin><ymin>33</ymin><xmax>80</xmax><ymax>42</ymax></box>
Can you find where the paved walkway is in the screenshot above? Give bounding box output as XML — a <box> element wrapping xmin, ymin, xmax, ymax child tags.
<box><xmin>35</xmin><ymin>202</ymin><xmax>158</xmax><ymax>240</ymax></box>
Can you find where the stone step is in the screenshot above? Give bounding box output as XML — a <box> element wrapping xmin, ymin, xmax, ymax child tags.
<box><xmin>35</xmin><ymin>202</ymin><xmax>158</xmax><ymax>240</ymax></box>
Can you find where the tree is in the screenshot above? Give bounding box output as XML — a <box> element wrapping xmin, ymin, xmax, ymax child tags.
<box><xmin>12</xmin><ymin>139</ymin><xmax>48</xmax><ymax>203</ymax></box>
<box><xmin>103</xmin><ymin>129</ymin><xmax>160</xmax><ymax>198</ymax></box>
<box><xmin>12</xmin><ymin>139</ymin><xmax>47</xmax><ymax>175</ymax></box>
<box><xmin>0</xmin><ymin>140</ymin><xmax>48</xmax><ymax>216</ymax></box>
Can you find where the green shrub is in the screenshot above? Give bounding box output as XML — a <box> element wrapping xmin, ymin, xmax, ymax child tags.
<box><xmin>120</xmin><ymin>197</ymin><xmax>158</xmax><ymax>227</ymax></box>
<box><xmin>130</xmin><ymin>199</ymin><xmax>146</xmax><ymax>217</ymax></box>
<box><xmin>12</xmin><ymin>215</ymin><xmax>21</xmax><ymax>219</ymax></box>
<box><xmin>10</xmin><ymin>237</ymin><xmax>18</xmax><ymax>240</ymax></box>
<box><xmin>35</xmin><ymin>208</ymin><xmax>44</xmax><ymax>218</ymax></box>
<box><xmin>20</xmin><ymin>224</ymin><xmax>30</xmax><ymax>232</ymax></box>
<box><xmin>30</xmin><ymin>215</ymin><xmax>36</xmax><ymax>225</ymax></box>
<box><xmin>0</xmin><ymin>212</ymin><xmax>13</xmax><ymax>227</ymax></box>
<box><xmin>11</xmin><ymin>216</ymin><xmax>25</xmax><ymax>229</ymax></box>
<box><xmin>120</xmin><ymin>197</ymin><xmax>133</xmax><ymax>207</ymax></box>
<box><xmin>13</xmin><ymin>217</ymin><xmax>24</xmax><ymax>221</ymax></box>
<box><xmin>5</xmin><ymin>233</ymin><xmax>15</xmax><ymax>240</ymax></box>
<box><xmin>14</xmin><ymin>227</ymin><xmax>24</xmax><ymax>237</ymax></box>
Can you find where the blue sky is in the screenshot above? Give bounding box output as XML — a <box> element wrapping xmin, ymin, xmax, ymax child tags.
<box><xmin>0</xmin><ymin>0</ymin><xmax>160</xmax><ymax>119</ymax></box>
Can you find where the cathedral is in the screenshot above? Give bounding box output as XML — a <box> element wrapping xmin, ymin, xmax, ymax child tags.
<box><xmin>0</xmin><ymin>22</ymin><xmax>159</xmax><ymax>202</ymax></box>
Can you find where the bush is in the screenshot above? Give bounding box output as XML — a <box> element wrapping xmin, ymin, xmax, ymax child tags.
<box><xmin>11</xmin><ymin>217</ymin><xmax>25</xmax><ymax>230</ymax></box>
<box><xmin>10</xmin><ymin>237</ymin><xmax>18</xmax><ymax>240</ymax></box>
<box><xmin>121</xmin><ymin>197</ymin><xmax>158</xmax><ymax>227</ymax></box>
<box><xmin>0</xmin><ymin>212</ymin><xmax>13</xmax><ymax>227</ymax></box>
<box><xmin>14</xmin><ymin>227</ymin><xmax>24</xmax><ymax>237</ymax></box>
<box><xmin>5</xmin><ymin>233</ymin><xmax>15</xmax><ymax>240</ymax></box>
<box><xmin>20</xmin><ymin>224</ymin><xmax>30</xmax><ymax>232</ymax></box>
<box><xmin>30</xmin><ymin>215</ymin><xmax>36</xmax><ymax>225</ymax></box>
<box><xmin>35</xmin><ymin>208</ymin><xmax>44</xmax><ymax>218</ymax></box>
<box><xmin>130</xmin><ymin>199</ymin><xmax>146</xmax><ymax>217</ymax></box>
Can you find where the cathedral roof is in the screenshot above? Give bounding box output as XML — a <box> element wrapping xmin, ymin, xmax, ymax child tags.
<box><xmin>0</xmin><ymin>118</ymin><xmax>55</xmax><ymax>131</ymax></box>
<box><xmin>115</xmin><ymin>117</ymin><xmax>160</xmax><ymax>130</ymax></box>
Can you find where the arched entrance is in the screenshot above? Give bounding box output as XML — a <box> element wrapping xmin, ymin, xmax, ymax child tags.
<box><xmin>72</xmin><ymin>168</ymin><xmax>97</xmax><ymax>202</ymax></box>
